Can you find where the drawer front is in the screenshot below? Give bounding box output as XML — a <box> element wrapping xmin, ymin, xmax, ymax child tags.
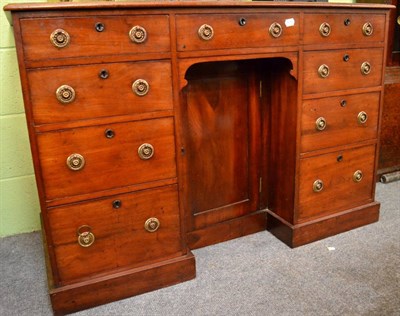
<box><xmin>298</xmin><ymin>145</ymin><xmax>375</xmax><ymax>222</ymax></box>
<box><xmin>303</xmin><ymin>13</ymin><xmax>386</xmax><ymax>45</ymax></box>
<box><xmin>303</xmin><ymin>48</ymin><xmax>383</xmax><ymax>94</ymax></box>
<box><xmin>176</xmin><ymin>13</ymin><xmax>299</xmax><ymax>51</ymax></box>
<box><xmin>37</xmin><ymin>118</ymin><xmax>176</xmax><ymax>200</ymax></box>
<box><xmin>28</xmin><ymin>61</ymin><xmax>173</xmax><ymax>124</ymax></box>
<box><xmin>48</xmin><ymin>185</ymin><xmax>182</xmax><ymax>283</ymax></box>
<box><xmin>301</xmin><ymin>92</ymin><xmax>380</xmax><ymax>153</ymax></box>
<box><xmin>20</xmin><ymin>15</ymin><xmax>170</xmax><ymax>61</ymax></box>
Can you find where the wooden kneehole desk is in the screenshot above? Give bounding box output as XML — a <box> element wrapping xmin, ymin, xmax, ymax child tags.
<box><xmin>4</xmin><ymin>1</ymin><xmax>393</xmax><ymax>314</ymax></box>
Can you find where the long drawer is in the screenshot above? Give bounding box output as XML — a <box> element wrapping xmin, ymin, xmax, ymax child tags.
<box><xmin>48</xmin><ymin>185</ymin><xmax>182</xmax><ymax>284</ymax></box>
<box><xmin>303</xmin><ymin>13</ymin><xmax>385</xmax><ymax>45</ymax></box>
<box><xmin>20</xmin><ymin>15</ymin><xmax>171</xmax><ymax>61</ymax></box>
<box><xmin>303</xmin><ymin>48</ymin><xmax>383</xmax><ymax>94</ymax></box>
<box><xmin>175</xmin><ymin>13</ymin><xmax>299</xmax><ymax>51</ymax></box>
<box><xmin>37</xmin><ymin>118</ymin><xmax>176</xmax><ymax>201</ymax></box>
<box><xmin>28</xmin><ymin>61</ymin><xmax>173</xmax><ymax>124</ymax></box>
<box><xmin>298</xmin><ymin>145</ymin><xmax>376</xmax><ymax>222</ymax></box>
<box><xmin>301</xmin><ymin>92</ymin><xmax>380</xmax><ymax>153</ymax></box>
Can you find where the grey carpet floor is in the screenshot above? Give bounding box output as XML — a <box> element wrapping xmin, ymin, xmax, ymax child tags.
<box><xmin>1</xmin><ymin>182</ymin><xmax>399</xmax><ymax>316</ymax></box>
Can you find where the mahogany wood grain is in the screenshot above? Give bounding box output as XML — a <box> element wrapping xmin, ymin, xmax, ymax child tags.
<box><xmin>28</xmin><ymin>61</ymin><xmax>173</xmax><ymax>124</ymax></box>
<box><xmin>4</xmin><ymin>2</ymin><xmax>392</xmax><ymax>314</ymax></box>
<box><xmin>378</xmin><ymin>67</ymin><xmax>400</xmax><ymax>175</ymax></box>
<box><xmin>263</xmin><ymin>58</ymin><xmax>298</xmax><ymax>223</ymax></box>
<box><xmin>175</xmin><ymin>13</ymin><xmax>300</xmax><ymax>52</ymax></box>
<box><xmin>37</xmin><ymin>118</ymin><xmax>176</xmax><ymax>201</ymax></box>
<box><xmin>20</xmin><ymin>15</ymin><xmax>171</xmax><ymax>61</ymax></box>
<box><xmin>301</xmin><ymin>92</ymin><xmax>380</xmax><ymax>153</ymax></box>
<box><xmin>267</xmin><ymin>202</ymin><xmax>379</xmax><ymax>248</ymax></box>
<box><xmin>302</xmin><ymin>13</ymin><xmax>385</xmax><ymax>45</ymax></box>
<box><xmin>303</xmin><ymin>48</ymin><xmax>384</xmax><ymax>94</ymax></box>
<box><xmin>298</xmin><ymin>145</ymin><xmax>376</xmax><ymax>222</ymax></box>
<box><xmin>50</xmin><ymin>252</ymin><xmax>196</xmax><ymax>316</ymax></box>
<box><xmin>182</xmin><ymin>61</ymin><xmax>259</xmax><ymax>231</ymax></box>
<box><xmin>48</xmin><ymin>185</ymin><xmax>182</xmax><ymax>284</ymax></box>
<box><xmin>187</xmin><ymin>210</ymin><xmax>267</xmax><ymax>250</ymax></box>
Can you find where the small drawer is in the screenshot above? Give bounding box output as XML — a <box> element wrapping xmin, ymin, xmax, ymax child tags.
<box><xmin>298</xmin><ymin>145</ymin><xmax>375</xmax><ymax>222</ymax></box>
<box><xmin>48</xmin><ymin>185</ymin><xmax>182</xmax><ymax>283</ymax></box>
<box><xmin>37</xmin><ymin>117</ymin><xmax>176</xmax><ymax>201</ymax></box>
<box><xmin>20</xmin><ymin>15</ymin><xmax>170</xmax><ymax>61</ymax></box>
<box><xmin>28</xmin><ymin>61</ymin><xmax>173</xmax><ymax>124</ymax></box>
<box><xmin>176</xmin><ymin>13</ymin><xmax>299</xmax><ymax>51</ymax></box>
<box><xmin>301</xmin><ymin>92</ymin><xmax>380</xmax><ymax>153</ymax></box>
<box><xmin>303</xmin><ymin>48</ymin><xmax>383</xmax><ymax>94</ymax></box>
<box><xmin>303</xmin><ymin>13</ymin><xmax>385</xmax><ymax>45</ymax></box>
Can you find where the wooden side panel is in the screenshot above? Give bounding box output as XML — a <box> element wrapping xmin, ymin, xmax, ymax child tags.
<box><xmin>378</xmin><ymin>67</ymin><xmax>400</xmax><ymax>174</ymax></box>
<box><xmin>264</xmin><ymin>59</ymin><xmax>298</xmax><ymax>223</ymax></box>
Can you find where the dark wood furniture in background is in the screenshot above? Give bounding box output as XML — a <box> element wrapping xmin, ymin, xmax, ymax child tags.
<box><xmin>4</xmin><ymin>2</ymin><xmax>392</xmax><ymax>314</ymax></box>
<box><xmin>359</xmin><ymin>0</ymin><xmax>400</xmax><ymax>176</ymax></box>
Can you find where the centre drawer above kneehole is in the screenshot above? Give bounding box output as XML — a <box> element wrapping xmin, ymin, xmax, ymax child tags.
<box><xmin>175</xmin><ymin>13</ymin><xmax>299</xmax><ymax>51</ymax></box>
<box><xmin>27</xmin><ymin>61</ymin><xmax>173</xmax><ymax>124</ymax></box>
<box><xmin>20</xmin><ymin>15</ymin><xmax>170</xmax><ymax>61</ymax></box>
<box><xmin>37</xmin><ymin>118</ymin><xmax>177</xmax><ymax>201</ymax></box>
<box><xmin>303</xmin><ymin>48</ymin><xmax>383</xmax><ymax>94</ymax></box>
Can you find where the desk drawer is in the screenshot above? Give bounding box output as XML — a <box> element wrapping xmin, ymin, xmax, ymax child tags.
<box><xmin>28</xmin><ymin>61</ymin><xmax>173</xmax><ymax>124</ymax></box>
<box><xmin>20</xmin><ymin>15</ymin><xmax>170</xmax><ymax>61</ymax></box>
<box><xmin>301</xmin><ymin>92</ymin><xmax>380</xmax><ymax>153</ymax></box>
<box><xmin>48</xmin><ymin>185</ymin><xmax>182</xmax><ymax>283</ymax></box>
<box><xmin>37</xmin><ymin>118</ymin><xmax>176</xmax><ymax>201</ymax></box>
<box><xmin>303</xmin><ymin>48</ymin><xmax>383</xmax><ymax>94</ymax></box>
<box><xmin>298</xmin><ymin>145</ymin><xmax>375</xmax><ymax>222</ymax></box>
<box><xmin>176</xmin><ymin>13</ymin><xmax>299</xmax><ymax>51</ymax></box>
<box><xmin>303</xmin><ymin>13</ymin><xmax>385</xmax><ymax>46</ymax></box>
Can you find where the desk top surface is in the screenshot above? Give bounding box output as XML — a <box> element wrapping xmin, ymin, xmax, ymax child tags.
<box><xmin>4</xmin><ymin>1</ymin><xmax>394</xmax><ymax>12</ymax></box>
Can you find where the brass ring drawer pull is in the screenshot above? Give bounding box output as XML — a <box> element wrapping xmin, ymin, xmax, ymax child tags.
<box><xmin>362</xmin><ymin>22</ymin><xmax>373</xmax><ymax>36</ymax></box>
<box><xmin>144</xmin><ymin>217</ymin><xmax>160</xmax><ymax>232</ymax></box>
<box><xmin>50</xmin><ymin>29</ymin><xmax>70</xmax><ymax>48</ymax></box>
<box><xmin>353</xmin><ymin>170</ymin><xmax>363</xmax><ymax>182</ymax></box>
<box><xmin>56</xmin><ymin>85</ymin><xmax>75</xmax><ymax>104</ymax></box>
<box><xmin>315</xmin><ymin>117</ymin><xmax>327</xmax><ymax>131</ymax></box>
<box><xmin>357</xmin><ymin>111</ymin><xmax>368</xmax><ymax>124</ymax></box>
<box><xmin>66</xmin><ymin>153</ymin><xmax>85</xmax><ymax>171</ymax></box>
<box><xmin>198</xmin><ymin>24</ymin><xmax>214</xmax><ymax>41</ymax></box>
<box><xmin>132</xmin><ymin>79</ymin><xmax>149</xmax><ymax>96</ymax></box>
<box><xmin>319</xmin><ymin>22</ymin><xmax>331</xmax><ymax>37</ymax></box>
<box><xmin>313</xmin><ymin>179</ymin><xmax>324</xmax><ymax>193</ymax></box>
<box><xmin>269</xmin><ymin>22</ymin><xmax>282</xmax><ymax>38</ymax></box>
<box><xmin>129</xmin><ymin>25</ymin><xmax>147</xmax><ymax>43</ymax></box>
<box><xmin>138</xmin><ymin>143</ymin><xmax>154</xmax><ymax>160</ymax></box>
<box><xmin>77</xmin><ymin>225</ymin><xmax>95</xmax><ymax>247</ymax></box>
<box><xmin>361</xmin><ymin>62</ymin><xmax>371</xmax><ymax>75</ymax></box>
<box><xmin>318</xmin><ymin>64</ymin><xmax>330</xmax><ymax>78</ymax></box>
